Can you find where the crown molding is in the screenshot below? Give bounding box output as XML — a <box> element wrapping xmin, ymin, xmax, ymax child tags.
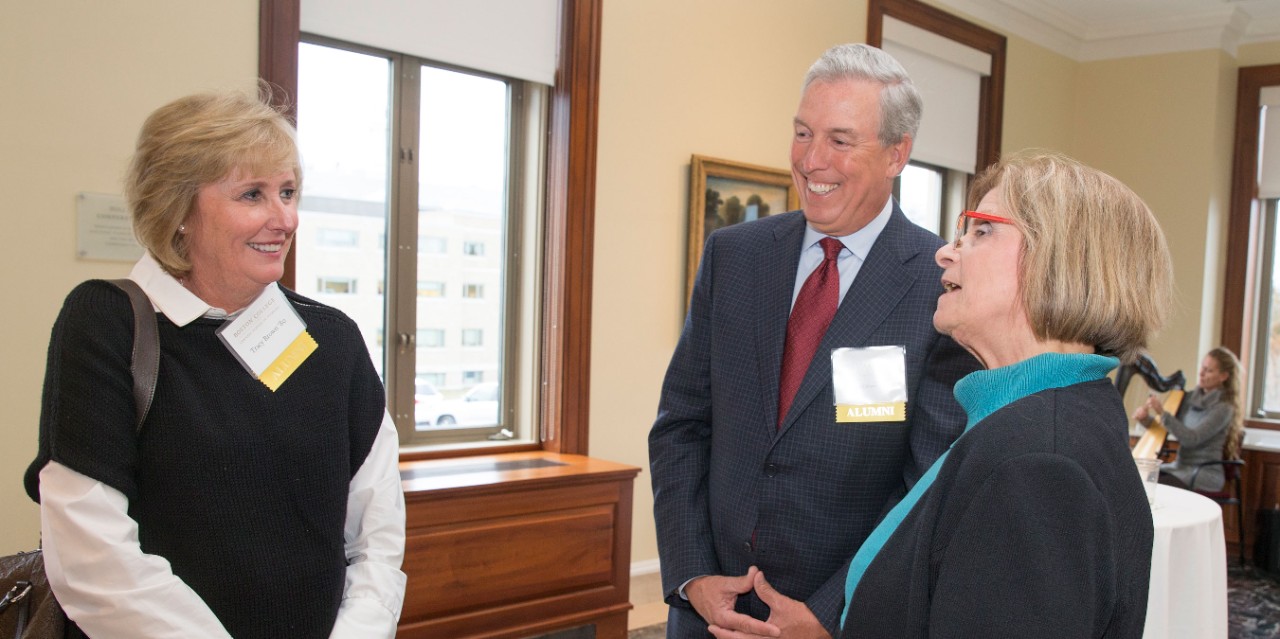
<box><xmin>932</xmin><ymin>0</ymin><xmax>1280</xmax><ymax>61</ymax></box>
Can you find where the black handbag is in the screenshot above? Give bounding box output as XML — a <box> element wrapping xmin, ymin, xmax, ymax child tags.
<box><xmin>0</xmin><ymin>279</ymin><xmax>158</xmax><ymax>639</ymax></box>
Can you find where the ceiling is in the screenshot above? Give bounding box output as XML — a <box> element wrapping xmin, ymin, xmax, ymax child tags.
<box><xmin>930</xmin><ymin>0</ymin><xmax>1280</xmax><ymax>61</ymax></box>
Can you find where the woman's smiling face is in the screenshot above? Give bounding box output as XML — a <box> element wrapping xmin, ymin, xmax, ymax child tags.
<box><xmin>182</xmin><ymin>166</ymin><xmax>299</xmax><ymax>312</ymax></box>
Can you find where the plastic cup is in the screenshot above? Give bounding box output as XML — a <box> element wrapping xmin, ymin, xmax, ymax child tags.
<box><xmin>1134</xmin><ymin>457</ymin><xmax>1162</xmax><ymax>506</ymax></box>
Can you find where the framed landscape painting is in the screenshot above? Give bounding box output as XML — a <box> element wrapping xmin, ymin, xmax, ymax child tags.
<box><xmin>687</xmin><ymin>154</ymin><xmax>800</xmax><ymax>296</ymax></box>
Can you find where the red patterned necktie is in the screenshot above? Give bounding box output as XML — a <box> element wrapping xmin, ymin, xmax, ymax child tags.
<box><xmin>778</xmin><ymin>237</ymin><xmax>843</xmax><ymax>427</ymax></box>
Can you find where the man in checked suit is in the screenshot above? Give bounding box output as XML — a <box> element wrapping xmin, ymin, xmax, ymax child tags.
<box><xmin>649</xmin><ymin>44</ymin><xmax>979</xmax><ymax>638</ymax></box>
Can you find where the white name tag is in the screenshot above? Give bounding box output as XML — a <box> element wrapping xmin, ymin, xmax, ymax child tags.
<box><xmin>832</xmin><ymin>345</ymin><xmax>908</xmax><ymax>422</ymax></box>
<box><xmin>216</xmin><ymin>286</ymin><xmax>317</xmax><ymax>391</ymax></box>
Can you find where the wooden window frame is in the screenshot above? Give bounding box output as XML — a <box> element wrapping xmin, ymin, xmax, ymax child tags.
<box><xmin>258</xmin><ymin>0</ymin><xmax>601</xmax><ymax>457</ymax></box>
<box><xmin>1223</xmin><ymin>64</ymin><xmax>1280</xmax><ymax>430</ymax></box>
<box><xmin>867</xmin><ymin>0</ymin><xmax>1006</xmax><ymax>174</ymax></box>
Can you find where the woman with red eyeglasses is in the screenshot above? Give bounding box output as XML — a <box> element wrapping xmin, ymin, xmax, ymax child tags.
<box><xmin>835</xmin><ymin>150</ymin><xmax>1171</xmax><ymax>638</ymax></box>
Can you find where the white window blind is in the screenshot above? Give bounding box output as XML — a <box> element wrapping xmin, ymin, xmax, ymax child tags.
<box><xmin>882</xmin><ymin>17</ymin><xmax>990</xmax><ymax>174</ymax></box>
<box><xmin>1259</xmin><ymin>86</ymin><xmax>1280</xmax><ymax>199</ymax></box>
<box><xmin>301</xmin><ymin>0</ymin><xmax>559</xmax><ymax>85</ymax></box>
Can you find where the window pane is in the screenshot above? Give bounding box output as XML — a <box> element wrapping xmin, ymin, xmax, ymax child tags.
<box><xmin>899</xmin><ymin>163</ymin><xmax>944</xmax><ymax>235</ymax></box>
<box><xmin>417</xmin><ymin>66</ymin><xmax>507</xmax><ymax>409</ymax></box>
<box><xmin>298</xmin><ymin>39</ymin><xmax>544</xmax><ymax>448</ymax></box>
<box><xmin>296</xmin><ymin>43</ymin><xmax>391</xmax><ymax>379</ymax></box>
<box><xmin>418</xmin><ymin>280</ymin><xmax>446</xmax><ymax>298</ymax></box>
<box><xmin>316</xmin><ymin>227</ymin><xmax>360</xmax><ymax>248</ymax></box>
<box><xmin>420</xmin><ymin>235</ymin><xmax>447</xmax><ymax>254</ymax></box>
<box><xmin>418</xmin><ymin>328</ymin><xmax>445</xmax><ymax>348</ymax></box>
<box><xmin>1259</xmin><ymin>199</ymin><xmax>1280</xmax><ymax>415</ymax></box>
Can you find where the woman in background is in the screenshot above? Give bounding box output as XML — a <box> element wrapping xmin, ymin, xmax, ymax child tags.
<box><xmin>26</xmin><ymin>88</ymin><xmax>406</xmax><ymax>638</ymax></box>
<box><xmin>1134</xmin><ymin>346</ymin><xmax>1244</xmax><ymax>490</ymax></box>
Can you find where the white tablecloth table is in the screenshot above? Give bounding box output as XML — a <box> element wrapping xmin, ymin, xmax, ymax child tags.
<box><xmin>1144</xmin><ymin>484</ymin><xmax>1228</xmax><ymax>639</ymax></box>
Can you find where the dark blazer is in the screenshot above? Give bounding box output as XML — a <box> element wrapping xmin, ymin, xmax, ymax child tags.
<box><xmin>841</xmin><ymin>380</ymin><xmax>1153</xmax><ymax>638</ymax></box>
<box><xmin>650</xmin><ymin>207</ymin><xmax>978</xmax><ymax>637</ymax></box>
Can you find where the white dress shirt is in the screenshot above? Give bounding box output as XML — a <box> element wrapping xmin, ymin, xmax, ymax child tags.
<box><xmin>39</xmin><ymin>254</ymin><xmax>407</xmax><ymax>639</ymax></box>
<box><xmin>789</xmin><ymin>197</ymin><xmax>895</xmax><ymax>311</ymax></box>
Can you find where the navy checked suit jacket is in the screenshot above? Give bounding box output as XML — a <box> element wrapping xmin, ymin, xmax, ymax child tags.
<box><xmin>649</xmin><ymin>206</ymin><xmax>978</xmax><ymax>637</ymax></box>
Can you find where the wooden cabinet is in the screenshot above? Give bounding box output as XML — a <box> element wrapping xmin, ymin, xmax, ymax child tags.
<box><xmin>396</xmin><ymin>453</ymin><xmax>640</xmax><ymax>639</ymax></box>
<box><xmin>1242</xmin><ymin>448</ymin><xmax>1280</xmax><ymax>561</ymax></box>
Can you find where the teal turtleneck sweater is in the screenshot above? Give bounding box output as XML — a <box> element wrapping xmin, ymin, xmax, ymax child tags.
<box><xmin>954</xmin><ymin>352</ymin><xmax>1120</xmax><ymax>430</ymax></box>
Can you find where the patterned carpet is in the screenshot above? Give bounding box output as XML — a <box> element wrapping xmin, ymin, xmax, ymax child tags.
<box><xmin>627</xmin><ymin>566</ymin><xmax>1280</xmax><ymax>638</ymax></box>
<box><xmin>1231</xmin><ymin>565</ymin><xmax>1280</xmax><ymax>638</ymax></box>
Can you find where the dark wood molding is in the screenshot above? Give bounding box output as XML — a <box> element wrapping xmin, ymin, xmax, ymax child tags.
<box><xmin>259</xmin><ymin>0</ymin><xmax>601</xmax><ymax>455</ymax></box>
<box><xmin>259</xmin><ymin>0</ymin><xmax>300</xmax><ymax>290</ymax></box>
<box><xmin>867</xmin><ymin>0</ymin><xmax>1006</xmax><ymax>172</ymax></box>
<box><xmin>1222</xmin><ymin>64</ymin><xmax>1280</xmax><ymax>357</ymax></box>
<box><xmin>540</xmin><ymin>0</ymin><xmax>602</xmax><ymax>455</ymax></box>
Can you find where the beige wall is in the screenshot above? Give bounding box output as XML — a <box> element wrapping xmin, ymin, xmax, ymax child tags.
<box><xmin>1000</xmin><ymin>35</ymin><xmax>1077</xmax><ymax>154</ymax></box>
<box><xmin>1070</xmin><ymin>50</ymin><xmax>1235</xmax><ymax>377</ymax></box>
<box><xmin>5</xmin><ymin>0</ymin><xmax>1280</xmax><ymax>579</ymax></box>
<box><xmin>0</xmin><ymin>1</ymin><xmax>259</xmax><ymax>550</ymax></box>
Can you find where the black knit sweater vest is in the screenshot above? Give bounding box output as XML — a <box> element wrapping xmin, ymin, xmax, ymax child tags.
<box><xmin>27</xmin><ymin>280</ymin><xmax>385</xmax><ymax>638</ymax></box>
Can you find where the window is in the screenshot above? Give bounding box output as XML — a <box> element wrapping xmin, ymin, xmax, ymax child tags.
<box><xmin>318</xmin><ymin>276</ymin><xmax>357</xmax><ymax>294</ymax></box>
<box><xmin>265</xmin><ymin>0</ymin><xmax>600</xmax><ymax>457</ymax></box>
<box><xmin>418</xmin><ymin>329</ymin><xmax>445</xmax><ymax>348</ymax></box>
<box><xmin>895</xmin><ymin>161</ymin><xmax>967</xmax><ymax>236</ymax></box>
<box><xmin>316</xmin><ymin>227</ymin><xmax>359</xmax><ymax>248</ymax></box>
<box><xmin>420</xmin><ymin>235</ymin><xmax>448</xmax><ymax>254</ymax></box>
<box><xmin>869</xmin><ymin>0</ymin><xmax>1006</xmax><ymax>181</ymax></box>
<box><xmin>296</xmin><ymin>38</ymin><xmax>546</xmax><ymax>447</ymax></box>
<box><xmin>1230</xmin><ymin>67</ymin><xmax>1280</xmax><ymax>420</ymax></box>
<box><xmin>418</xmin><ymin>280</ymin><xmax>446</xmax><ymax>298</ymax></box>
<box><xmin>1251</xmin><ymin>198</ymin><xmax>1280</xmax><ymax>416</ymax></box>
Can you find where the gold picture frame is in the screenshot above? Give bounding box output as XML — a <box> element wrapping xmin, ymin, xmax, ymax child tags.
<box><xmin>687</xmin><ymin>154</ymin><xmax>801</xmax><ymax>297</ymax></box>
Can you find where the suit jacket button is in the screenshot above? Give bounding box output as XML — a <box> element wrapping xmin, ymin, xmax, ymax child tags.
<box><xmin>743</xmin><ymin>540</ymin><xmax>753</xmax><ymax>553</ymax></box>
<box><xmin>764</xmin><ymin>463</ymin><xmax>779</xmax><ymax>477</ymax></box>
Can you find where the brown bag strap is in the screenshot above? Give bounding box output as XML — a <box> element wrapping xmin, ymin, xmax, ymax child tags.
<box><xmin>108</xmin><ymin>279</ymin><xmax>159</xmax><ymax>433</ymax></box>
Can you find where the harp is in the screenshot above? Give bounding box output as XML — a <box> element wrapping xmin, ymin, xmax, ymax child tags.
<box><xmin>1116</xmin><ymin>353</ymin><xmax>1185</xmax><ymax>460</ymax></box>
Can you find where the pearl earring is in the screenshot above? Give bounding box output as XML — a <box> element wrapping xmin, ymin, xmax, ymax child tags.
<box><xmin>179</xmin><ymin>224</ymin><xmax>186</xmax><ymax>233</ymax></box>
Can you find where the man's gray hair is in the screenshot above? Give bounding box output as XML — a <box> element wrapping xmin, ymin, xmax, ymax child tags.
<box><xmin>802</xmin><ymin>43</ymin><xmax>922</xmax><ymax>147</ymax></box>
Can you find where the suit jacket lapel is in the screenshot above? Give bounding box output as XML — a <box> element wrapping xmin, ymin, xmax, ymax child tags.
<box><xmin>757</xmin><ymin>213</ymin><xmax>807</xmax><ymax>430</ymax></box>
<box><xmin>777</xmin><ymin>206</ymin><xmax>923</xmax><ymax>434</ymax></box>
